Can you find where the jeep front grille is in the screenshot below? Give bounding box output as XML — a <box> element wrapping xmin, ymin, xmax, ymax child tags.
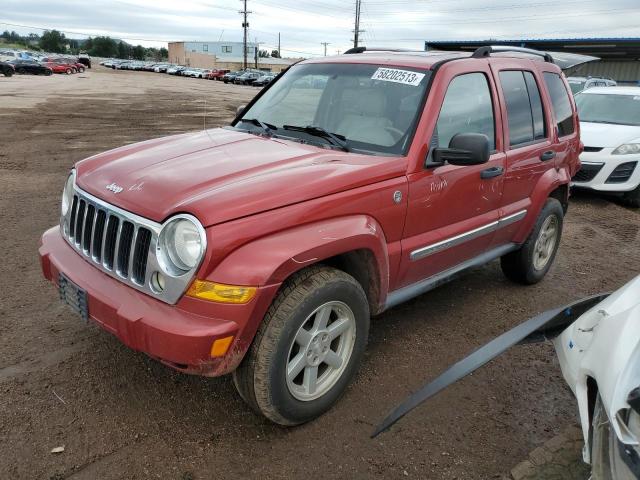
<box><xmin>67</xmin><ymin>194</ymin><xmax>152</xmax><ymax>285</ymax></box>
<box><xmin>60</xmin><ymin>185</ymin><xmax>198</xmax><ymax>304</ymax></box>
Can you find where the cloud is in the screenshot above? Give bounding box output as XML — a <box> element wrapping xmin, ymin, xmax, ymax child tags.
<box><xmin>2</xmin><ymin>0</ymin><xmax>639</xmax><ymax>56</ymax></box>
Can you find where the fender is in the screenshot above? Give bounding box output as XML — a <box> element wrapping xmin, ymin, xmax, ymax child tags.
<box><xmin>208</xmin><ymin>214</ymin><xmax>390</xmax><ymax>307</ymax></box>
<box><xmin>512</xmin><ymin>166</ymin><xmax>571</xmax><ymax>243</ymax></box>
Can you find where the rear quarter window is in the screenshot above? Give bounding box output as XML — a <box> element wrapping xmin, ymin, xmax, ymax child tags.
<box><xmin>543</xmin><ymin>72</ymin><xmax>575</xmax><ymax>137</ymax></box>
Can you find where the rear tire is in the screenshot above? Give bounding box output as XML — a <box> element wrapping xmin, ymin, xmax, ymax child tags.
<box><xmin>623</xmin><ymin>184</ymin><xmax>640</xmax><ymax>208</ymax></box>
<box><xmin>232</xmin><ymin>266</ymin><xmax>370</xmax><ymax>425</ymax></box>
<box><xmin>4</xmin><ymin>69</ymin><xmax>13</xmax><ymax>77</ymax></box>
<box><xmin>501</xmin><ymin>198</ymin><xmax>564</xmax><ymax>284</ymax></box>
<box><xmin>65</xmin><ymin>68</ymin><xmax>72</xmax><ymax>75</ymax></box>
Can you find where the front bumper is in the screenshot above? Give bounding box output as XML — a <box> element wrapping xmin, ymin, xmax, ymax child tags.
<box><xmin>571</xmin><ymin>149</ymin><xmax>640</xmax><ymax>192</ymax></box>
<box><xmin>39</xmin><ymin>227</ymin><xmax>279</xmax><ymax>376</ymax></box>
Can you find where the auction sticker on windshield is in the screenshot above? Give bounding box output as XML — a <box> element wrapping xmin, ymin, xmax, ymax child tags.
<box><xmin>371</xmin><ymin>68</ymin><xmax>425</xmax><ymax>86</ymax></box>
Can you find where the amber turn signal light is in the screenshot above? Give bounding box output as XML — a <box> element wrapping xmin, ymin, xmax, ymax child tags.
<box><xmin>186</xmin><ymin>280</ymin><xmax>257</xmax><ymax>304</ymax></box>
<box><xmin>210</xmin><ymin>336</ymin><xmax>234</xmax><ymax>357</ymax></box>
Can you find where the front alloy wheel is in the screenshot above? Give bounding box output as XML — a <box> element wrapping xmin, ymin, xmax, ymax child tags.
<box><xmin>286</xmin><ymin>301</ymin><xmax>356</xmax><ymax>401</ymax></box>
<box><xmin>233</xmin><ymin>266</ymin><xmax>369</xmax><ymax>425</ymax></box>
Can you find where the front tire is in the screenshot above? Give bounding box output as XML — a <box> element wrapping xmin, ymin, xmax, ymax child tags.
<box><xmin>233</xmin><ymin>266</ymin><xmax>370</xmax><ymax>425</ymax></box>
<box><xmin>591</xmin><ymin>395</ymin><xmax>639</xmax><ymax>480</ymax></box>
<box><xmin>501</xmin><ymin>198</ymin><xmax>564</xmax><ymax>284</ymax></box>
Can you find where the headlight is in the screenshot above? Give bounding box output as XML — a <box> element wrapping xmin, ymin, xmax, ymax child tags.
<box><xmin>158</xmin><ymin>215</ymin><xmax>205</xmax><ymax>274</ymax></box>
<box><xmin>612</xmin><ymin>143</ymin><xmax>640</xmax><ymax>155</ymax></box>
<box><xmin>61</xmin><ymin>170</ymin><xmax>75</xmax><ymax>216</ymax></box>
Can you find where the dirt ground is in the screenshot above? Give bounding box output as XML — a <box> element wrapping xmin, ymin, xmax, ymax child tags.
<box><xmin>1</xmin><ymin>68</ymin><xmax>639</xmax><ymax>480</ymax></box>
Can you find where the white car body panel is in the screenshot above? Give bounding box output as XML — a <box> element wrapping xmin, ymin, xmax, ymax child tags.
<box><xmin>554</xmin><ymin>275</ymin><xmax>640</xmax><ymax>462</ymax></box>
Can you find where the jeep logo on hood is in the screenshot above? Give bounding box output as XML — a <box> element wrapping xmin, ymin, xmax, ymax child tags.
<box><xmin>106</xmin><ymin>183</ymin><xmax>124</xmax><ymax>194</ymax></box>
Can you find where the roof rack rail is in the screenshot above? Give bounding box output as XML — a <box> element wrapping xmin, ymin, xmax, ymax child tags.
<box><xmin>343</xmin><ymin>46</ymin><xmax>419</xmax><ymax>55</ymax></box>
<box><xmin>472</xmin><ymin>45</ymin><xmax>554</xmax><ymax>63</ymax></box>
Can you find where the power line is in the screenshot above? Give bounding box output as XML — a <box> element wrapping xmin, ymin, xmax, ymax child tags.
<box><xmin>321</xmin><ymin>42</ymin><xmax>330</xmax><ymax>56</ymax></box>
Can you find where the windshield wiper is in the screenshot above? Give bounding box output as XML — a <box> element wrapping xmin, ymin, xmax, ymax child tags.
<box><xmin>238</xmin><ymin>118</ymin><xmax>277</xmax><ymax>136</ymax></box>
<box><xmin>282</xmin><ymin>125</ymin><xmax>350</xmax><ymax>152</ymax></box>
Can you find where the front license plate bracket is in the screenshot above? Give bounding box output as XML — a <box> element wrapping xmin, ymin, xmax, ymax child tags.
<box><xmin>58</xmin><ymin>273</ymin><xmax>89</xmax><ymax>322</ymax></box>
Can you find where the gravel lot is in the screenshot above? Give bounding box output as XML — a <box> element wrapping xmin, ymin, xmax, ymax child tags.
<box><xmin>1</xmin><ymin>68</ymin><xmax>639</xmax><ymax>480</ymax></box>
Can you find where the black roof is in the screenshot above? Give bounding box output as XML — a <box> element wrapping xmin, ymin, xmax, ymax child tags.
<box><xmin>425</xmin><ymin>38</ymin><xmax>640</xmax><ymax>61</ymax></box>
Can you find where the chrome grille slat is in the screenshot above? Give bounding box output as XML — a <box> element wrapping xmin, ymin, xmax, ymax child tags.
<box><xmin>60</xmin><ymin>185</ymin><xmax>202</xmax><ymax>305</ymax></box>
<box><xmin>112</xmin><ymin>220</ymin><xmax>124</xmax><ymax>276</ymax></box>
<box><xmin>75</xmin><ymin>200</ymin><xmax>86</xmax><ymax>246</ymax></box>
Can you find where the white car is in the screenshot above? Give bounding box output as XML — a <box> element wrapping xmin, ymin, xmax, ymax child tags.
<box><xmin>572</xmin><ymin>87</ymin><xmax>640</xmax><ymax>207</ymax></box>
<box><xmin>567</xmin><ymin>76</ymin><xmax>617</xmax><ymax>95</ymax></box>
<box><xmin>554</xmin><ymin>275</ymin><xmax>640</xmax><ymax>479</ymax></box>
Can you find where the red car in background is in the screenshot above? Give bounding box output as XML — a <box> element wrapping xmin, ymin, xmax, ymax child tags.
<box><xmin>207</xmin><ymin>69</ymin><xmax>230</xmax><ymax>80</ymax></box>
<box><xmin>42</xmin><ymin>57</ymin><xmax>81</xmax><ymax>74</ymax></box>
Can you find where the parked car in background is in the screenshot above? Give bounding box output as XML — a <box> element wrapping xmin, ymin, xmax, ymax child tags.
<box><xmin>78</xmin><ymin>54</ymin><xmax>91</xmax><ymax>69</ymax></box>
<box><xmin>10</xmin><ymin>59</ymin><xmax>53</xmax><ymax>76</ymax></box>
<box><xmin>154</xmin><ymin>64</ymin><xmax>173</xmax><ymax>73</ymax></box>
<box><xmin>0</xmin><ymin>61</ymin><xmax>15</xmax><ymax>77</ymax></box>
<box><xmin>222</xmin><ymin>70</ymin><xmax>243</xmax><ymax>83</ymax></box>
<box><xmin>253</xmin><ymin>74</ymin><xmax>276</xmax><ymax>87</ymax></box>
<box><xmin>567</xmin><ymin>76</ymin><xmax>617</xmax><ymax>95</ymax></box>
<box><xmin>167</xmin><ymin>66</ymin><xmax>186</xmax><ymax>75</ymax></box>
<box><xmin>41</xmin><ymin>46</ymin><xmax>582</xmax><ymax>426</ymax></box>
<box><xmin>196</xmin><ymin>69</ymin><xmax>212</xmax><ymax>79</ymax></box>
<box><xmin>572</xmin><ymin>87</ymin><xmax>640</xmax><ymax>207</ymax></box>
<box><xmin>207</xmin><ymin>69</ymin><xmax>230</xmax><ymax>80</ymax></box>
<box><xmin>42</xmin><ymin>58</ymin><xmax>76</xmax><ymax>75</ymax></box>
<box><xmin>234</xmin><ymin>71</ymin><xmax>261</xmax><ymax>85</ymax></box>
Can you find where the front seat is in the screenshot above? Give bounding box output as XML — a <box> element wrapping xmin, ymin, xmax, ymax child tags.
<box><xmin>336</xmin><ymin>89</ymin><xmax>396</xmax><ymax>147</ymax></box>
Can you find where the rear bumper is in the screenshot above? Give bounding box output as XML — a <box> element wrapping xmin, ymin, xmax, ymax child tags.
<box><xmin>39</xmin><ymin>227</ymin><xmax>280</xmax><ymax>376</ymax></box>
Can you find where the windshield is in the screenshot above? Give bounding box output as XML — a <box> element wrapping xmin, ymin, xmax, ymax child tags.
<box><xmin>235</xmin><ymin>63</ymin><xmax>431</xmax><ymax>155</ymax></box>
<box><xmin>568</xmin><ymin>80</ymin><xmax>586</xmax><ymax>95</ymax></box>
<box><xmin>575</xmin><ymin>93</ymin><xmax>640</xmax><ymax>126</ymax></box>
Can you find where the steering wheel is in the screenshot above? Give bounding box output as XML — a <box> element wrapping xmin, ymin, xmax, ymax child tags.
<box><xmin>384</xmin><ymin>126</ymin><xmax>405</xmax><ymax>142</ymax></box>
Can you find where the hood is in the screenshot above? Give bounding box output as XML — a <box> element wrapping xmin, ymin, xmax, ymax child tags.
<box><xmin>75</xmin><ymin>128</ymin><xmax>406</xmax><ymax>227</ymax></box>
<box><xmin>580</xmin><ymin>121</ymin><xmax>640</xmax><ymax>149</ymax></box>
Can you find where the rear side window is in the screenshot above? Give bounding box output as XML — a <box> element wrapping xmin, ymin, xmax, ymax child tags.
<box><xmin>543</xmin><ymin>72</ymin><xmax>575</xmax><ymax>137</ymax></box>
<box><xmin>434</xmin><ymin>73</ymin><xmax>495</xmax><ymax>150</ymax></box>
<box><xmin>499</xmin><ymin>71</ymin><xmax>546</xmax><ymax>147</ymax></box>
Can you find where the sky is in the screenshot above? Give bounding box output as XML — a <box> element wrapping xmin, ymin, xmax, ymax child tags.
<box><xmin>2</xmin><ymin>0</ymin><xmax>639</xmax><ymax>57</ymax></box>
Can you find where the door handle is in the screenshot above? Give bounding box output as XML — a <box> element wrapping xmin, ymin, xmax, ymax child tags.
<box><xmin>540</xmin><ymin>151</ymin><xmax>556</xmax><ymax>161</ymax></box>
<box><xmin>480</xmin><ymin>166</ymin><xmax>504</xmax><ymax>179</ymax></box>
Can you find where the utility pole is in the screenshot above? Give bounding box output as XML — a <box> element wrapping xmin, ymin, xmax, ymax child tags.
<box><xmin>239</xmin><ymin>0</ymin><xmax>251</xmax><ymax>70</ymax></box>
<box><xmin>278</xmin><ymin>32</ymin><xmax>281</xmax><ymax>58</ymax></box>
<box><xmin>321</xmin><ymin>42</ymin><xmax>330</xmax><ymax>56</ymax></box>
<box><xmin>353</xmin><ymin>0</ymin><xmax>364</xmax><ymax>48</ymax></box>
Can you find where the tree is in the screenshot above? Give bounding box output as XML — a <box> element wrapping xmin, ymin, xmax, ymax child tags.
<box><xmin>131</xmin><ymin>45</ymin><xmax>145</xmax><ymax>60</ymax></box>
<box><xmin>117</xmin><ymin>41</ymin><xmax>129</xmax><ymax>59</ymax></box>
<box><xmin>90</xmin><ymin>36</ymin><xmax>117</xmax><ymax>57</ymax></box>
<box><xmin>258</xmin><ymin>49</ymin><xmax>269</xmax><ymax>58</ymax></box>
<box><xmin>271</xmin><ymin>49</ymin><xmax>280</xmax><ymax>58</ymax></box>
<box><xmin>40</xmin><ymin>30</ymin><xmax>67</xmax><ymax>53</ymax></box>
<box><xmin>159</xmin><ymin>47</ymin><xmax>168</xmax><ymax>60</ymax></box>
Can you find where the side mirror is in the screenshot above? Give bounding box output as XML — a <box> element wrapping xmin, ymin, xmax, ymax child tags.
<box><xmin>432</xmin><ymin>133</ymin><xmax>490</xmax><ymax>166</ymax></box>
<box><xmin>236</xmin><ymin>104</ymin><xmax>247</xmax><ymax>116</ymax></box>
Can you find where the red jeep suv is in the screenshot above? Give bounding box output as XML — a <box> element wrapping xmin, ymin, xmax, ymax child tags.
<box><xmin>40</xmin><ymin>46</ymin><xmax>581</xmax><ymax>425</ymax></box>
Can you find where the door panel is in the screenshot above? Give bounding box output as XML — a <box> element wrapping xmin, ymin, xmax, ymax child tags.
<box><xmin>396</xmin><ymin>63</ymin><xmax>506</xmax><ymax>290</ymax></box>
<box><xmin>488</xmin><ymin>61</ymin><xmax>556</xmax><ymax>247</ymax></box>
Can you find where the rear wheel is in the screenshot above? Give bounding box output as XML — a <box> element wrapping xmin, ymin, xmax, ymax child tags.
<box><xmin>501</xmin><ymin>198</ymin><xmax>563</xmax><ymax>284</ymax></box>
<box><xmin>65</xmin><ymin>68</ymin><xmax>72</xmax><ymax>75</ymax></box>
<box><xmin>591</xmin><ymin>395</ymin><xmax>640</xmax><ymax>480</ymax></box>
<box><xmin>623</xmin><ymin>184</ymin><xmax>640</xmax><ymax>208</ymax></box>
<box><xmin>45</xmin><ymin>69</ymin><xmax>52</xmax><ymax>76</ymax></box>
<box><xmin>4</xmin><ymin>69</ymin><xmax>13</xmax><ymax>77</ymax></box>
<box><xmin>232</xmin><ymin>266</ymin><xmax>370</xmax><ymax>425</ymax></box>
